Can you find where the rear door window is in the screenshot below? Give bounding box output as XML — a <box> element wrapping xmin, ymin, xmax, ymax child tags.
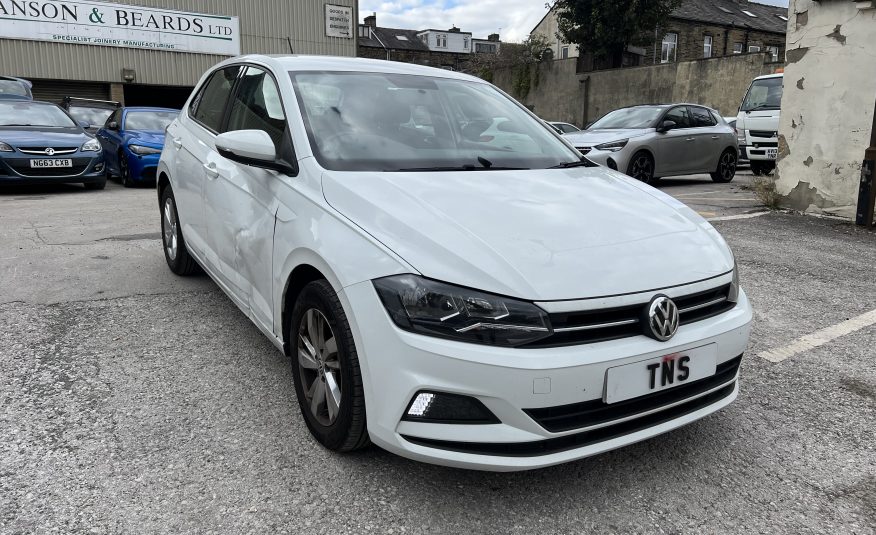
<box><xmin>690</xmin><ymin>106</ymin><xmax>718</xmax><ymax>127</ymax></box>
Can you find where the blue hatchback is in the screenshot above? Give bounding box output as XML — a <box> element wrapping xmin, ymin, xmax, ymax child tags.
<box><xmin>0</xmin><ymin>100</ymin><xmax>106</xmax><ymax>189</ymax></box>
<box><xmin>96</xmin><ymin>107</ymin><xmax>178</xmax><ymax>187</ymax></box>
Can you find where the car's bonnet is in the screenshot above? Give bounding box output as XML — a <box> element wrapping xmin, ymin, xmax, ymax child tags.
<box><xmin>0</xmin><ymin>128</ymin><xmax>88</xmax><ymax>147</ymax></box>
<box><xmin>125</xmin><ymin>130</ymin><xmax>165</xmax><ymax>146</ymax></box>
<box><xmin>322</xmin><ymin>167</ymin><xmax>733</xmax><ymax>301</ymax></box>
<box><xmin>563</xmin><ymin>128</ymin><xmax>651</xmax><ymax>146</ymax></box>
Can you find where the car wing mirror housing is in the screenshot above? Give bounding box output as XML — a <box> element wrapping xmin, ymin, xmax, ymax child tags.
<box><xmin>657</xmin><ymin>120</ymin><xmax>677</xmax><ymax>133</ymax></box>
<box><xmin>215</xmin><ymin>130</ymin><xmax>296</xmax><ymax>176</ymax></box>
<box><xmin>108</xmin><ymin>121</ymin><xmax>119</xmax><ymax>130</ymax></box>
<box><xmin>77</xmin><ymin>120</ymin><xmax>91</xmax><ymax>129</ymax></box>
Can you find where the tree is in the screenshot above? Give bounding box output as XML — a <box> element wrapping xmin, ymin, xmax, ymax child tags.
<box><xmin>551</xmin><ymin>0</ymin><xmax>682</xmax><ymax>69</ymax></box>
<box><xmin>466</xmin><ymin>33</ymin><xmax>552</xmax><ymax>83</ymax></box>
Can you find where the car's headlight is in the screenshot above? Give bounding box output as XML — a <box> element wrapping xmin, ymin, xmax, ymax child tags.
<box><xmin>373</xmin><ymin>274</ymin><xmax>552</xmax><ymax>347</ymax></box>
<box><xmin>129</xmin><ymin>144</ymin><xmax>162</xmax><ymax>155</ymax></box>
<box><xmin>594</xmin><ymin>139</ymin><xmax>628</xmax><ymax>152</ymax></box>
<box><xmin>728</xmin><ymin>257</ymin><xmax>740</xmax><ymax>303</ymax></box>
<box><xmin>80</xmin><ymin>138</ymin><xmax>101</xmax><ymax>152</ymax></box>
<box><xmin>0</xmin><ymin>141</ymin><xmax>14</xmax><ymax>152</ymax></box>
<box><xmin>736</xmin><ymin>131</ymin><xmax>747</xmax><ymax>145</ymax></box>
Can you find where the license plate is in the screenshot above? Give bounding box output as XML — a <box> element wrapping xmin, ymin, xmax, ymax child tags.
<box><xmin>766</xmin><ymin>149</ymin><xmax>777</xmax><ymax>160</ymax></box>
<box><xmin>604</xmin><ymin>344</ymin><xmax>718</xmax><ymax>404</ymax></box>
<box><xmin>30</xmin><ymin>159</ymin><xmax>73</xmax><ymax>168</ymax></box>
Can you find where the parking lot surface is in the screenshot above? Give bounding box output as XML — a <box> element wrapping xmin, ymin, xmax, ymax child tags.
<box><xmin>1</xmin><ymin>174</ymin><xmax>874</xmax><ymax>534</ymax></box>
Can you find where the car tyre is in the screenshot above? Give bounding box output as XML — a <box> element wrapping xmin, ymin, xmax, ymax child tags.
<box><xmin>711</xmin><ymin>149</ymin><xmax>738</xmax><ymax>183</ymax></box>
<box><xmin>119</xmin><ymin>151</ymin><xmax>134</xmax><ymax>188</ymax></box>
<box><xmin>290</xmin><ymin>280</ymin><xmax>370</xmax><ymax>453</ymax></box>
<box><xmin>627</xmin><ymin>151</ymin><xmax>658</xmax><ymax>185</ymax></box>
<box><xmin>160</xmin><ymin>187</ymin><xmax>198</xmax><ymax>276</ymax></box>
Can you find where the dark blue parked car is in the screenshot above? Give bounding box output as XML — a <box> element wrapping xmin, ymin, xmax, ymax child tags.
<box><xmin>0</xmin><ymin>76</ymin><xmax>32</xmax><ymax>100</ymax></box>
<box><xmin>96</xmin><ymin>106</ymin><xmax>178</xmax><ymax>187</ymax></box>
<box><xmin>0</xmin><ymin>100</ymin><xmax>106</xmax><ymax>189</ymax></box>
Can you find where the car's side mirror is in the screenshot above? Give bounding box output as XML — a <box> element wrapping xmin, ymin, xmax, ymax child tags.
<box><xmin>77</xmin><ymin>120</ymin><xmax>91</xmax><ymax>129</ymax></box>
<box><xmin>108</xmin><ymin>121</ymin><xmax>119</xmax><ymax>130</ymax></box>
<box><xmin>215</xmin><ymin>130</ymin><xmax>295</xmax><ymax>176</ymax></box>
<box><xmin>657</xmin><ymin>120</ymin><xmax>677</xmax><ymax>133</ymax></box>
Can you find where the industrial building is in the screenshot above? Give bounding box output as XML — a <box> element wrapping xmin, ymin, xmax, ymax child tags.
<box><xmin>0</xmin><ymin>0</ymin><xmax>357</xmax><ymax>107</ymax></box>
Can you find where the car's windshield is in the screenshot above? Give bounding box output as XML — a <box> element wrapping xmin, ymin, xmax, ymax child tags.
<box><xmin>741</xmin><ymin>77</ymin><xmax>783</xmax><ymax>112</ymax></box>
<box><xmin>68</xmin><ymin>106</ymin><xmax>115</xmax><ymax>127</ymax></box>
<box><xmin>589</xmin><ymin>107</ymin><xmax>664</xmax><ymax>130</ymax></box>
<box><xmin>0</xmin><ymin>80</ymin><xmax>29</xmax><ymax>98</ymax></box>
<box><xmin>0</xmin><ymin>101</ymin><xmax>76</xmax><ymax>127</ymax></box>
<box><xmin>290</xmin><ymin>72</ymin><xmax>580</xmax><ymax>171</ymax></box>
<box><xmin>124</xmin><ymin>111</ymin><xmax>178</xmax><ymax>131</ymax></box>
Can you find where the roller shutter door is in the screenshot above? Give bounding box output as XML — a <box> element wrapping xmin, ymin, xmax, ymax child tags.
<box><xmin>29</xmin><ymin>79</ymin><xmax>111</xmax><ymax>105</ymax></box>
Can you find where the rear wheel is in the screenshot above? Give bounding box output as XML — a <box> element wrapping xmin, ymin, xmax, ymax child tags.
<box><xmin>627</xmin><ymin>151</ymin><xmax>658</xmax><ymax>185</ymax></box>
<box><xmin>160</xmin><ymin>187</ymin><xmax>198</xmax><ymax>276</ymax></box>
<box><xmin>290</xmin><ymin>280</ymin><xmax>369</xmax><ymax>452</ymax></box>
<box><xmin>711</xmin><ymin>149</ymin><xmax>738</xmax><ymax>183</ymax></box>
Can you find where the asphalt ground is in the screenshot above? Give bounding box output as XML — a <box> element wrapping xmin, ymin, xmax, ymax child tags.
<box><xmin>1</xmin><ymin>171</ymin><xmax>874</xmax><ymax>534</ymax></box>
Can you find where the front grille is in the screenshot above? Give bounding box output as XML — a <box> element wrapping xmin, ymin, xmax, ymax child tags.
<box><xmin>5</xmin><ymin>157</ymin><xmax>90</xmax><ymax>177</ymax></box>
<box><xmin>17</xmin><ymin>146</ymin><xmax>78</xmax><ymax>155</ymax></box>
<box><xmin>523</xmin><ymin>283</ymin><xmax>735</xmax><ymax>348</ymax></box>
<box><xmin>749</xmin><ymin>130</ymin><xmax>777</xmax><ymax>139</ymax></box>
<box><xmin>752</xmin><ymin>142</ymin><xmax>778</xmax><ymax>148</ymax></box>
<box><xmin>401</xmin><ymin>381</ymin><xmax>737</xmax><ymax>457</ymax></box>
<box><xmin>524</xmin><ymin>355</ymin><xmax>742</xmax><ymax>433</ymax></box>
<box><xmin>576</xmin><ymin>147</ymin><xmax>592</xmax><ymax>155</ymax></box>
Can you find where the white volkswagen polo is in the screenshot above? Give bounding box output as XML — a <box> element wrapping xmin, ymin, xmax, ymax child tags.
<box><xmin>158</xmin><ymin>55</ymin><xmax>752</xmax><ymax>471</ymax></box>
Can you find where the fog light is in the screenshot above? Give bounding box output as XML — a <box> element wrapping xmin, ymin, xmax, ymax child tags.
<box><xmin>606</xmin><ymin>157</ymin><xmax>618</xmax><ymax>170</ymax></box>
<box><xmin>403</xmin><ymin>391</ymin><xmax>500</xmax><ymax>424</ymax></box>
<box><xmin>94</xmin><ymin>162</ymin><xmax>104</xmax><ymax>172</ymax></box>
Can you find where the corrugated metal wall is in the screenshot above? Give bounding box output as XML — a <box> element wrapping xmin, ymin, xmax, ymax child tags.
<box><xmin>0</xmin><ymin>0</ymin><xmax>357</xmax><ymax>86</ymax></box>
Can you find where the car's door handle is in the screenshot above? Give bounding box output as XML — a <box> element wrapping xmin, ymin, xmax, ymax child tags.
<box><xmin>172</xmin><ymin>137</ymin><xmax>182</xmax><ymax>148</ymax></box>
<box><xmin>711</xmin><ymin>135</ymin><xmax>720</xmax><ymax>140</ymax></box>
<box><xmin>203</xmin><ymin>162</ymin><xmax>219</xmax><ymax>179</ymax></box>
<box><xmin>685</xmin><ymin>137</ymin><xmax>695</xmax><ymax>142</ymax></box>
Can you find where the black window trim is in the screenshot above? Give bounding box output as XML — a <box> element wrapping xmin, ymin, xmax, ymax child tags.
<box><xmin>188</xmin><ymin>64</ymin><xmax>245</xmax><ymax>136</ymax></box>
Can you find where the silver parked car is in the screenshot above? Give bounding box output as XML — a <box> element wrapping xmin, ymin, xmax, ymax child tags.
<box><xmin>563</xmin><ymin>104</ymin><xmax>739</xmax><ymax>184</ymax></box>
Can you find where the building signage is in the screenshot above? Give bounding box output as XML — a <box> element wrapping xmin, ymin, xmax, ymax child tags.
<box><xmin>0</xmin><ymin>0</ymin><xmax>241</xmax><ymax>55</ymax></box>
<box><xmin>325</xmin><ymin>4</ymin><xmax>352</xmax><ymax>39</ymax></box>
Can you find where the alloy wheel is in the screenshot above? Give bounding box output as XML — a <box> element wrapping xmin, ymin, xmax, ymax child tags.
<box><xmin>720</xmin><ymin>152</ymin><xmax>737</xmax><ymax>180</ymax></box>
<box><xmin>162</xmin><ymin>198</ymin><xmax>178</xmax><ymax>261</ymax></box>
<box><xmin>630</xmin><ymin>155</ymin><xmax>653</xmax><ymax>182</ymax></box>
<box><xmin>297</xmin><ymin>308</ymin><xmax>342</xmax><ymax>427</ymax></box>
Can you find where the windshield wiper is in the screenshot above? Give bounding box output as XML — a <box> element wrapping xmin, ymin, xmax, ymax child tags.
<box><xmin>548</xmin><ymin>159</ymin><xmax>596</xmax><ymax>169</ymax></box>
<box><xmin>392</xmin><ymin>165</ymin><xmax>530</xmax><ymax>172</ymax></box>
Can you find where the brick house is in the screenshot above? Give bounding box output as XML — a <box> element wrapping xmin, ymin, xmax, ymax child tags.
<box><xmin>357</xmin><ymin>13</ymin><xmax>500</xmax><ymax>71</ymax></box>
<box><xmin>533</xmin><ymin>0</ymin><xmax>787</xmax><ymax>72</ymax></box>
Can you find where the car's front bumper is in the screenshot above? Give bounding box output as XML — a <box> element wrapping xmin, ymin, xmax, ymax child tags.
<box><xmin>124</xmin><ymin>148</ymin><xmax>161</xmax><ymax>182</ymax></box>
<box><xmin>340</xmin><ymin>280</ymin><xmax>753</xmax><ymax>471</ymax></box>
<box><xmin>0</xmin><ymin>154</ymin><xmax>105</xmax><ymax>185</ymax></box>
<box><xmin>580</xmin><ymin>148</ymin><xmax>632</xmax><ymax>174</ymax></box>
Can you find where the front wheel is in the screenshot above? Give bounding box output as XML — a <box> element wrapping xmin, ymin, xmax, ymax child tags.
<box><xmin>119</xmin><ymin>151</ymin><xmax>134</xmax><ymax>187</ymax></box>
<box><xmin>290</xmin><ymin>280</ymin><xmax>369</xmax><ymax>452</ymax></box>
<box><xmin>711</xmin><ymin>149</ymin><xmax>738</xmax><ymax>183</ymax></box>
<box><xmin>160</xmin><ymin>187</ymin><xmax>198</xmax><ymax>276</ymax></box>
<box><xmin>627</xmin><ymin>151</ymin><xmax>658</xmax><ymax>185</ymax></box>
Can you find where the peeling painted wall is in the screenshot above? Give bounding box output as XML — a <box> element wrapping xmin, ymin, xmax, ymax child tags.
<box><xmin>775</xmin><ymin>0</ymin><xmax>876</xmax><ymax>217</ymax></box>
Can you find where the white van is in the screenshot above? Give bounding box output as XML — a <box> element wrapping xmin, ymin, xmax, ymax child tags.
<box><xmin>736</xmin><ymin>73</ymin><xmax>783</xmax><ymax>176</ymax></box>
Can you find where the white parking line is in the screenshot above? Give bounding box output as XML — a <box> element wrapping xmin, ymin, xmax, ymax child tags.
<box><xmin>707</xmin><ymin>211</ymin><xmax>771</xmax><ymax>222</ymax></box>
<box><xmin>758</xmin><ymin>308</ymin><xmax>876</xmax><ymax>363</ymax></box>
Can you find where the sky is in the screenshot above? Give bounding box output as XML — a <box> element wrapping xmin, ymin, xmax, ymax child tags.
<box><xmin>358</xmin><ymin>0</ymin><xmax>790</xmax><ymax>44</ymax></box>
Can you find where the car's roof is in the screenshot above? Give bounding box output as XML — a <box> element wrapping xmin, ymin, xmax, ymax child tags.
<box><xmin>123</xmin><ymin>106</ymin><xmax>180</xmax><ymax>113</ymax></box>
<box><xmin>754</xmin><ymin>73</ymin><xmax>784</xmax><ymax>81</ymax></box>
<box><xmin>219</xmin><ymin>54</ymin><xmax>484</xmax><ymax>83</ymax></box>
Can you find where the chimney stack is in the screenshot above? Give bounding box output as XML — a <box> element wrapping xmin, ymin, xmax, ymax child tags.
<box><xmin>488</xmin><ymin>33</ymin><xmax>500</xmax><ymax>42</ymax></box>
<box><xmin>364</xmin><ymin>12</ymin><xmax>376</xmax><ymax>28</ymax></box>
<box><xmin>448</xmin><ymin>25</ymin><xmax>461</xmax><ymax>33</ymax></box>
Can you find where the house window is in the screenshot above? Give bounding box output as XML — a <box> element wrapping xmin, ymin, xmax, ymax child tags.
<box><xmin>436</xmin><ymin>34</ymin><xmax>447</xmax><ymax>48</ymax></box>
<box><xmin>749</xmin><ymin>45</ymin><xmax>762</xmax><ymax>53</ymax></box>
<box><xmin>733</xmin><ymin>42</ymin><xmax>744</xmax><ymax>54</ymax></box>
<box><xmin>766</xmin><ymin>46</ymin><xmax>780</xmax><ymax>62</ymax></box>
<box><xmin>561</xmin><ymin>46</ymin><xmax>569</xmax><ymax>59</ymax></box>
<box><xmin>358</xmin><ymin>26</ymin><xmax>371</xmax><ymax>38</ymax></box>
<box><xmin>661</xmin><ymin>33</ymin><xmax>678</xmax><ymax>63</ymax></box>
<box><xmin>463</xmin><ymin>37</ymin><xmax>469</xmax><ymax>49</ymax></box>
<box><xmin>703</xmin><ymin>35</ymin><xmax>713</xmax><ymax>58</ymax></box>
